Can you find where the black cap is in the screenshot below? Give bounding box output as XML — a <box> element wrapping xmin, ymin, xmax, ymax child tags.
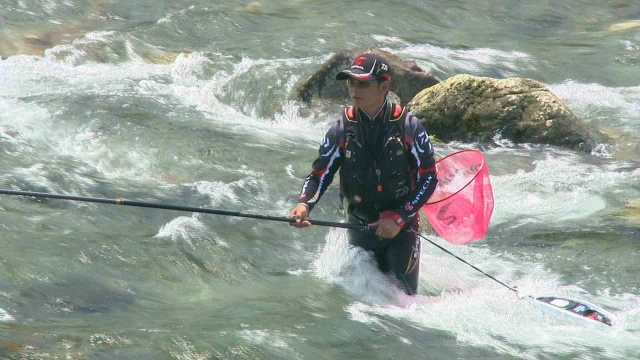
<box><xmin>336</xmin><ymin>52</ymin><xmax>391</xmax><ymax>82</ymax></box>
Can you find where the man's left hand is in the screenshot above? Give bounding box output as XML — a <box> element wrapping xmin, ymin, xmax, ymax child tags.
<box><xmin>370</xmin><ymin>217</ymin><xmax>402</xmax><ymax>239</ymax></box>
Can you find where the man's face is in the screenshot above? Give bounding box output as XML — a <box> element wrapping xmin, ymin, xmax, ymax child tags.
<box><xmin>346</xmin><ymin>78</ymin><xmax>389</xmax><ymax>109</ymax></box>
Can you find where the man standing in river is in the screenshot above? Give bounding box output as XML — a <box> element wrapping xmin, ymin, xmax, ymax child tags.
<box><xmin>290</xmin><ymin>51</ymin><xmax>438</xmax><ymax>295</ymax></box>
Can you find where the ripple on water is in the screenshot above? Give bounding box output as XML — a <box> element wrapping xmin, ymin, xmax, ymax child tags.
<box><xmin>19</xmin><ymin>273</ymin><xmax>135</xmax><ymax>317</ymax></box>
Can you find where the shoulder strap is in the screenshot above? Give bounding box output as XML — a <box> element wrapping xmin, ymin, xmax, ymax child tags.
<box><xmin>390</xmin><ymin>103</ymin><xmax>404</xmax><ymax>120</ymax></box>
<box><xmin>389</xmin><ymin>103</ymin><xmax>410</xmax><ymax>151</ymax></box>
<box><xmin>339</xmin><ymin>108</ymin><xmax>353</xmax><ymax>150</ymax></box>
<box><xmin>345</xmin><ymin>106</ymin><xmax>356</xmax><ymax>121</ymax></box>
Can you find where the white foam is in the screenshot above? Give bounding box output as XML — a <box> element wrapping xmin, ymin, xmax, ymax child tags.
<box><xmin>551</xmin><ymin>81</ymin><xmax>640</xmax><ymax>110</ymax></box>
<box><xmin>313</xmin><ymin>228</ymin><xmax>401</xmax><ymax>305</ymax></box>
<box><xmin>490</xmin><ymin>155</ymin><xmax>632</xmax><ymax>226</ymax></box>
<box><xmin>171</xmin><ymin>52</ymin><xmax>214</xmax><ymax>85</ymax></box>
<box><xmin>154</xmin><ymin>214</ymin><xmax>210</xmax><ymax>246</ymax></box>
<box><xmin>391</xmin><ymin>44</ymin><xmax>534</xmax><ymax>76</ymax></box>
<box><xmin>367</xmin><ymin>287</ymin><xmax>638</xmax><ymax>358</ymax></box>
<box><xmin>44</xmin><ymin>44</ymin><xmax>88</xmax><ymax>66</ymax></box>
<box><xmin>238</xmin><ymin>329</ymin><xmax>302</xmax><ymax>353</ymax></box>
<box><xmin>549</xmin><ymin>81</ymin><xmax>640</xmax><ymax>133</ymax></box>
<box><xmin>0</xmin><ymin>49</ymin><xmax>331</xmax><ymax>188</ymax></box>
<box><xmin>192</xmin><ymin>181</ymin><xmax>241</xmax><ymax>205</ymax></box>
<box><xmin>239</xmin><ymin>329</ymin><xmax>292</xmax><ymax>349</ymax></box>
<box><xmin>192</xmin><ymin>173</ymin><xmax>269</xmax><ymax>207</ymax></box>
<box><xmin>316</xmin><ymin>227</ymin><xmax>640</xmax><ymax>358</ymax></box>
<box><xmin>0</xmin><ymin>55</ymin><xmax>178</xmax><ymax>184</ymax></box>
<box><xmin>0</xmin><ymin>46</ymin><xmax>166</xmax><ymax>98</ymax></box>
<box><xmin>0</xmin><ymin>307</ymin><xmax>15</xmax><ymax>322</ymax></box>
<box><xmin>6</xmin><ymin>163</ymin><xmax>55</xmax><ymax>190</ymax></box>
<box><xmin>78</xmin><ymin>31</ymin><xmax>118</xmax><ymax>44</ymax></box>
<box><xmin>372</xmin><ymin>35</ymin><xmax>411</xmax><ymax>45</ymax></box>
<box><xmin>284</xmin><ymin>164</ymin><xmax>296</xmax><ymax>179</ymax></box>
<box><xmin>167</xmin><ymin>52</ymin><xmax>333</xmax><ymax>141</ymax></box>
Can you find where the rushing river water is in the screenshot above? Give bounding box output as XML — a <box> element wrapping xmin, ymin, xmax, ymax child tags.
<box><xmin>1</xmin><ymin>1</ymin><xmax>639</xmax><ymax>359</ymax></box>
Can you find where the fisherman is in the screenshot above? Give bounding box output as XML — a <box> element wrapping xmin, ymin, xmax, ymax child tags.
<box><xmin>290</xmin><ymin>51</ymin><xmax>438</xmax><ymax>295</ymax></box>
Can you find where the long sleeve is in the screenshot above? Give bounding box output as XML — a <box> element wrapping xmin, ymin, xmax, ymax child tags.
<box><xmin>297</xmin><ymin>119</ymin><xmax>344</xmax><ymax>211</ymax></box>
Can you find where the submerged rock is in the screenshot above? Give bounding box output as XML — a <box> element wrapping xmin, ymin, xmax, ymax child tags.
<box><xmin>617</xmin><ymin>199</ymin><xmax>640</xmax><ymax>225</ymax></box>
<box><xmin>597</xmin><ymin>128</ymin><xmax>640</xmax><ymax>161</ymax></box>
<box><xmin>607</xmin><ymin>20</ymin><xmax>640</xmax><ymax>32</ymax></box>
<box><xmin>236</xmin><ymin>1</ymin><xmax>262</xmax><ymax>14</ymax></box>
<box><xmin>0</xmin><ymin>26</ymin><xmax>80</xmax><ymax>57</ymax></box>
<box><xmin>20</xmin><ymin>273</ymin><xmax>135</xmax><ymax>316</ymax></box>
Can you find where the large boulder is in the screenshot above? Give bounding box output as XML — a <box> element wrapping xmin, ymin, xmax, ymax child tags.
<box><xmin>293</xmin><ymin>48</ymin><xmax>441</xmax><ymax>106</ymax></box>
<box><xmin>407</xmin><ymin>74</ymin><xmax>610</xmax><ymax>152</ymax></box>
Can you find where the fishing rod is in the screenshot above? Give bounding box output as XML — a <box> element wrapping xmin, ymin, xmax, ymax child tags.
<box><xmin>417</xmin><ymin>233</ymin><xmax>519</xmax><ymax>295</ymax></box>
<box><xmin>0</xmin><ymin>188</ymin><xmax>613</xmax><ymax>326</ymax></box>
<box><xmin>0</xmin><ymin>189</ymin><xmax>372</xmax><ymax>232</ymax></box>
<box><xmin>0</xmin><ymin>190</ymin><xmax>507</xmax><ymax>289</ymax></box>
<box><xmin>2</xmin><ymin>189</ymin><xmax>511</xmax><ymax>290</ymax></box>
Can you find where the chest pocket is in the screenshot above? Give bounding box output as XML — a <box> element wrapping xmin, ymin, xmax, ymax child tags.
<box><xmin>380</xmin><ymin>135</ymin><xmax>412</xmax><ymax>200</ymax></box>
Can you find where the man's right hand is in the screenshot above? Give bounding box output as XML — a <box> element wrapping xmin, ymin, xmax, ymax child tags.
<box><xmin>290</xmin><ymin>203</ymin><xmax>312</xmax><ymax>228</ymax></box>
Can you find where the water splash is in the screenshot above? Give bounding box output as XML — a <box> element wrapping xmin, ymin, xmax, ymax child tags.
<box><xmin>490</xmin><ymin>154</ymin><xmax>631</xmax><ymax>226</ymax></box>
<box><xmin>316</xmin><ymin>227</ymin><xmax>640</xmax><ymax>359</ymax></box>
<box><xmin>0</xmin><ymin>307</ymin><xmax>15</xmax><ymax>322</ymax></box>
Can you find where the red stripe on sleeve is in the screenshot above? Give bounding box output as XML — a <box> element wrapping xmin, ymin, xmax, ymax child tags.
<box><xmin>419</xmin><ymin>167</ymin><xmax>436</xmax><ymax>176</ymax></box>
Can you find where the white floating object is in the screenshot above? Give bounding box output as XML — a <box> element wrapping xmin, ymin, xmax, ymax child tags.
<box><xmin>535</xmin><ymin>296</ymin><xmax>613</xmax><ymax>327</ymax></box>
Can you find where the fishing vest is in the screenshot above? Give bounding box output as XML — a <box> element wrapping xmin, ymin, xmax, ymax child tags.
<box><xmin>339</xmin><ymin>104</ymin><xmax>414</xmax><ymax>218</ymax></box>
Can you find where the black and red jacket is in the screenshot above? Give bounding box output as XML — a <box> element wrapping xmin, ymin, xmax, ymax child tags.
<box><xmin>298</xmin><ymin>101</ymin><xmax>438</xmax><ymax>226</ymax></box>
